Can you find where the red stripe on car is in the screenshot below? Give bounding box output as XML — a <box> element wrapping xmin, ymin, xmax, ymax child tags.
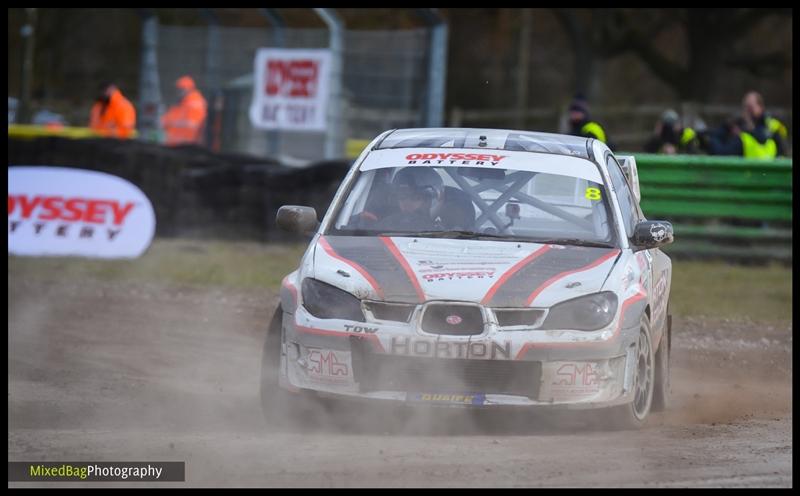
<box><xmin>525</xmin><ymin>249</ymin><xmax>620</xmax><ymax>306</ymax></box>
<box><xmin>481</xmin><ymin>245</ymin><xmax>551</xmax><ymax>305</ymax></box>
<box><xmin>379</xmin><ymin>236</ymin><xmax>426</xmax><ymax>302</ymax></box>
<box><xmin>294</xmin><ymin>323</ymin><xmax>386</xmax><ymax>353</ymax></box>
<box><xmin>318</xmin><ymin>236</ymin><xmax>385</xmax><ymax>299</ymax></box>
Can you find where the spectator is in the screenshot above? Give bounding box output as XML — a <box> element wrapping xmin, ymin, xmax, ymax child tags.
<box><xmin>89</xmin><ymin>82</ymin><xmax>136</xmax><ymax>139</ymax></box>
<box><xmin>644</xmin><ymin>109</ymin><xmax>701</xmax><ymax>154</ymax></box>
<box><xmin>706</xmin><ymin>112</ymin><xmax>784</xmax><ymax>159</ymax></box>
<box><xmin>161</xmin><ymin>76</ymin><xmax>207</xmax><ymax>146</ymax></box>
<box><xmin>743</xmin><ymin>91</ymin><xmax>788</xmax><ymax>143</ymax></box>
<box><xmin>567</xmin><ymin>96</ymin><xmax>611</xmax><ymax>148</ymax></box>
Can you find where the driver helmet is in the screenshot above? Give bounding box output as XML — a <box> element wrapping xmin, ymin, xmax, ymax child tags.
<box><xmin>392</xmin><ymin>167</ymin><xmax>444</xmax><ymax>217</ymax></box>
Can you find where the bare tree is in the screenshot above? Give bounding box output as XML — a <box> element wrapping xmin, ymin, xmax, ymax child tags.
<box><xmin>554</xmin><ymin>8</ymin><xmax>791</xmax><ymax>103</ymax></box>
<box><xmin>552</xmin><ymin>9</ymin><xmax>636</xmax><ymax>100</ymax></box>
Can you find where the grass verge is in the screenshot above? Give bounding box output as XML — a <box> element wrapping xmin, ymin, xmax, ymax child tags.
<box><xmin>8</xmin><ymin>238</ymin><xmax>308</xmax><ymax>290</ymax></box>
<box><xmin>9</xmin><ymin>239</ymin><xmax>792</xmax><ymax>322</ymax></box>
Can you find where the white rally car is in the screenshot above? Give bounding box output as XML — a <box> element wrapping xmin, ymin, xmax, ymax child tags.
<box><xmin>262</xmin><ymin>128</ymin><xmax>674</xmax><ymax>429</ymax></box>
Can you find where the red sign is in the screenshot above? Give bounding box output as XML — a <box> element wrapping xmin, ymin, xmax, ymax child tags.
<box><xmin>250</xmin><ymin>48</ymin><xmax>331</xmax><ymax>131</ymax></box>
<box><xmin>266</xmin><ymin>59</ymin><xmax>320</xmax><ymax>98</ymax></box>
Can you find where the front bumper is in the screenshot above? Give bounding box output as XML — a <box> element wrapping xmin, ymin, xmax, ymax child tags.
<box><xmin>278</xmin><ymin>305</ymin><xmax>642</xmax><ymax>409</ymax></box>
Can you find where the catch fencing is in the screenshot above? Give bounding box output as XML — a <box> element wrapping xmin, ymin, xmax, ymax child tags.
<box><xmin>156</xmin><ymin>21</ymin><xmax>437</xmax><ymax>161</ymax></box>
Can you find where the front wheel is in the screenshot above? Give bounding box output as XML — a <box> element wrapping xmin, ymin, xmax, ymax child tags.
<box><xmin>601</xmin><ymin>314</ymin><xmax>655</xmax><ymax>430</ymax></box>
<box><xmin>260</xmin><ymin>307</ymin><xmax>322</xmax><ymax>430</ymax></box>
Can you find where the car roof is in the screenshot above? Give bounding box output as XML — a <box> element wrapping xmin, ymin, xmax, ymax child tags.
<box><xmin>375</xmin><ymin>128</ymin><xmax>592</xmax><ymax>160</ymax></box>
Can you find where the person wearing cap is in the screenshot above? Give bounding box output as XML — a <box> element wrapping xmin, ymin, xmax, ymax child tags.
<box><xmin>89</xmin><ymin>82</ymin><xmax>136</xmax><ymax>139</ymax></box>
<box><xmin>644</xmin><ymin>109</ymin><xmax>701</xmax><ymax>154</ymax></box>
<box><xmin>567</xmin><ymin>97</ymin><xmax>609</xmax><ymax>146</ymax></box>
<box><xmin>161</xmin><ymin>76</ymin><xmax>208</xmax><ymax>146</ymax></box>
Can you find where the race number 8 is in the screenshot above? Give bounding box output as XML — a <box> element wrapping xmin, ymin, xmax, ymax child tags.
<box><xmin>585</xmin><ymin>187</ymin><xmax>601</xmax><ymax>200</ymax></box>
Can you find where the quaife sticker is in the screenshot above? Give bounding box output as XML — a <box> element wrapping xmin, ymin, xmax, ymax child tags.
<box><xmin>8</xmin><ymin>166</ymin><xmax>156</xmax><ymax>259</ymax></box>
<box><xmin>408</xmin><ymin>393</ymin><xmax>486</xmax><ymax>405</ymax></box>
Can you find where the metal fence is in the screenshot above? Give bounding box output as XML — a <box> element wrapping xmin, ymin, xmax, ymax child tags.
<box><xmin>156</xmin><ymin>22</ymin><xmax>437</xmax><ymax>161</ymax></box>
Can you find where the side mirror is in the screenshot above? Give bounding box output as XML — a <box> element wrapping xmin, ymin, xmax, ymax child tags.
<box><xmin>632</xmin><ymin>220</ymin><xmax>673</xmax><ymax>251</ymax></box>
<box><xmin>276</xmin><ymin>205</ymin><xmax>319</xmax><ymax>234</ymax></box>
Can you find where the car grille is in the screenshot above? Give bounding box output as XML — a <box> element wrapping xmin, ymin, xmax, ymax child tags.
<box><xmin>494</xmin><ymin>308</ymin><xmax>545</xmax><ymax>328</ymax></box>
<box><xmin>350</xmin><ymin>338</ymin><xmax>541</xmax><ymax>398</ymax></box>
<box><xmin>421</xmin><ymin>304</ymin><xmax>484</xmax><ymax>335</ymax></box>
<box><xmin>363</xmin><ymin>301</ymin><xmax>415</xmax><ymax>323</ymax></box>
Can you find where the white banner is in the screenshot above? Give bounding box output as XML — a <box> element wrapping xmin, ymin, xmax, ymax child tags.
<box><xmin>8</xmin><ymin>166</ymin><xmax>156</xmax><ymax>259</ymax></box>
<box><xmin>249</xmin><ymin>48</ymin><xmax>331</xmax><ymax>131</ymax></box>
<box><xmin>358</xmin><ymin>148</ymin><xmax>603</xmax><ymax>182</ymax></box>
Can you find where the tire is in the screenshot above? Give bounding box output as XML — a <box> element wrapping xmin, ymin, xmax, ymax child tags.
<box><xmin>602</xmin><ymin>313</ymin><xmax>655</xmax><ymax>430</ymax></box>
<box><xmin>652</xmin><ymin>308</ymin><xmax>671</xmax><ymax>412</ymax></box>
<box><xmin>259</xmin><ymin>307</ymin><xmax>321</xmax><ymax>430</ymax></box>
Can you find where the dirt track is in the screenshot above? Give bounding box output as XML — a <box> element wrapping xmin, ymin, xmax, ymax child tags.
<box><xmin>8</xmin><ymin>273</ymin><xmax>792</xmax><ymax>487</ymax></box>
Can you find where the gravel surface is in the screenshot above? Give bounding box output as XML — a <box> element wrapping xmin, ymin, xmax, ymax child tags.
<box><xmin>8</xmin><ymin>275</ymin><xmax>792</xmax><ymax>487</ymax></box>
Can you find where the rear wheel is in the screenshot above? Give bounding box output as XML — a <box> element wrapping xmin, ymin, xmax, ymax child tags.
<box><xmin>602</xmin><ymin>313</ymin><xmax>655</xmax><ymax>430</ymax></box>
<box><xmin>652</xmin><ymin>308</ymin><xmax>672</xmax><ymax>412</ymax></box>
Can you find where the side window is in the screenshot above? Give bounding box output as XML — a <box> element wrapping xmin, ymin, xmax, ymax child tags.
<box><xmin>605</xmin><ymin>155</ymin><xmax>638</xmax><ymax>237</ymax></box>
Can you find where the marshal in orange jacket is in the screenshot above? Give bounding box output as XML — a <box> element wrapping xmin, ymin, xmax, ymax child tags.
<box><xmin>89</xmin><ymin>87</ymin><xmax>137</xmax><ymax>139</ymax></box>
<box><xmin>161</xmin><ymin>76</ymin><xmax>208</xmax><ymax>146</ymax></box>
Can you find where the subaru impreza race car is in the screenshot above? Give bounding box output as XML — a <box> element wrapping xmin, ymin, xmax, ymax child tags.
<box><xmin>262</xmin><ymin>128</ymin><xmax>674</xmax><ymax>429</ymax></box>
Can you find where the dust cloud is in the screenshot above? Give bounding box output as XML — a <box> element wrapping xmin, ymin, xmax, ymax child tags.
<box><xmin>8</xmin><ymin>269</ymin><xmax>792</xmax><ymax>487</ymax></box>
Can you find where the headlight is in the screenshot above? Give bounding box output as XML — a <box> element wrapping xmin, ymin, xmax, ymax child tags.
<box><xmin>301</xmin><ymin>278</ymin><xmax>365</xmax><ymax>322</ymax></box>
<box><xmin>540</xmin><ymin>292</ymin><xmax>618</xmax><ymax>331</ymax></box>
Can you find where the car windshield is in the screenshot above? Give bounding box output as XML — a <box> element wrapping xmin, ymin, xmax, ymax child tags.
<box><xmin>329</xmin><ymin>163</ymin><xmax>617</xmax><ymax>246</ymax></box>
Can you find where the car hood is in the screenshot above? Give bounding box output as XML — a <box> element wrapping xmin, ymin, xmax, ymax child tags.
<box><xmin>312</xmin><ymin>236</ymin><xmax>620</xmax><ymax>308</ymax></box>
